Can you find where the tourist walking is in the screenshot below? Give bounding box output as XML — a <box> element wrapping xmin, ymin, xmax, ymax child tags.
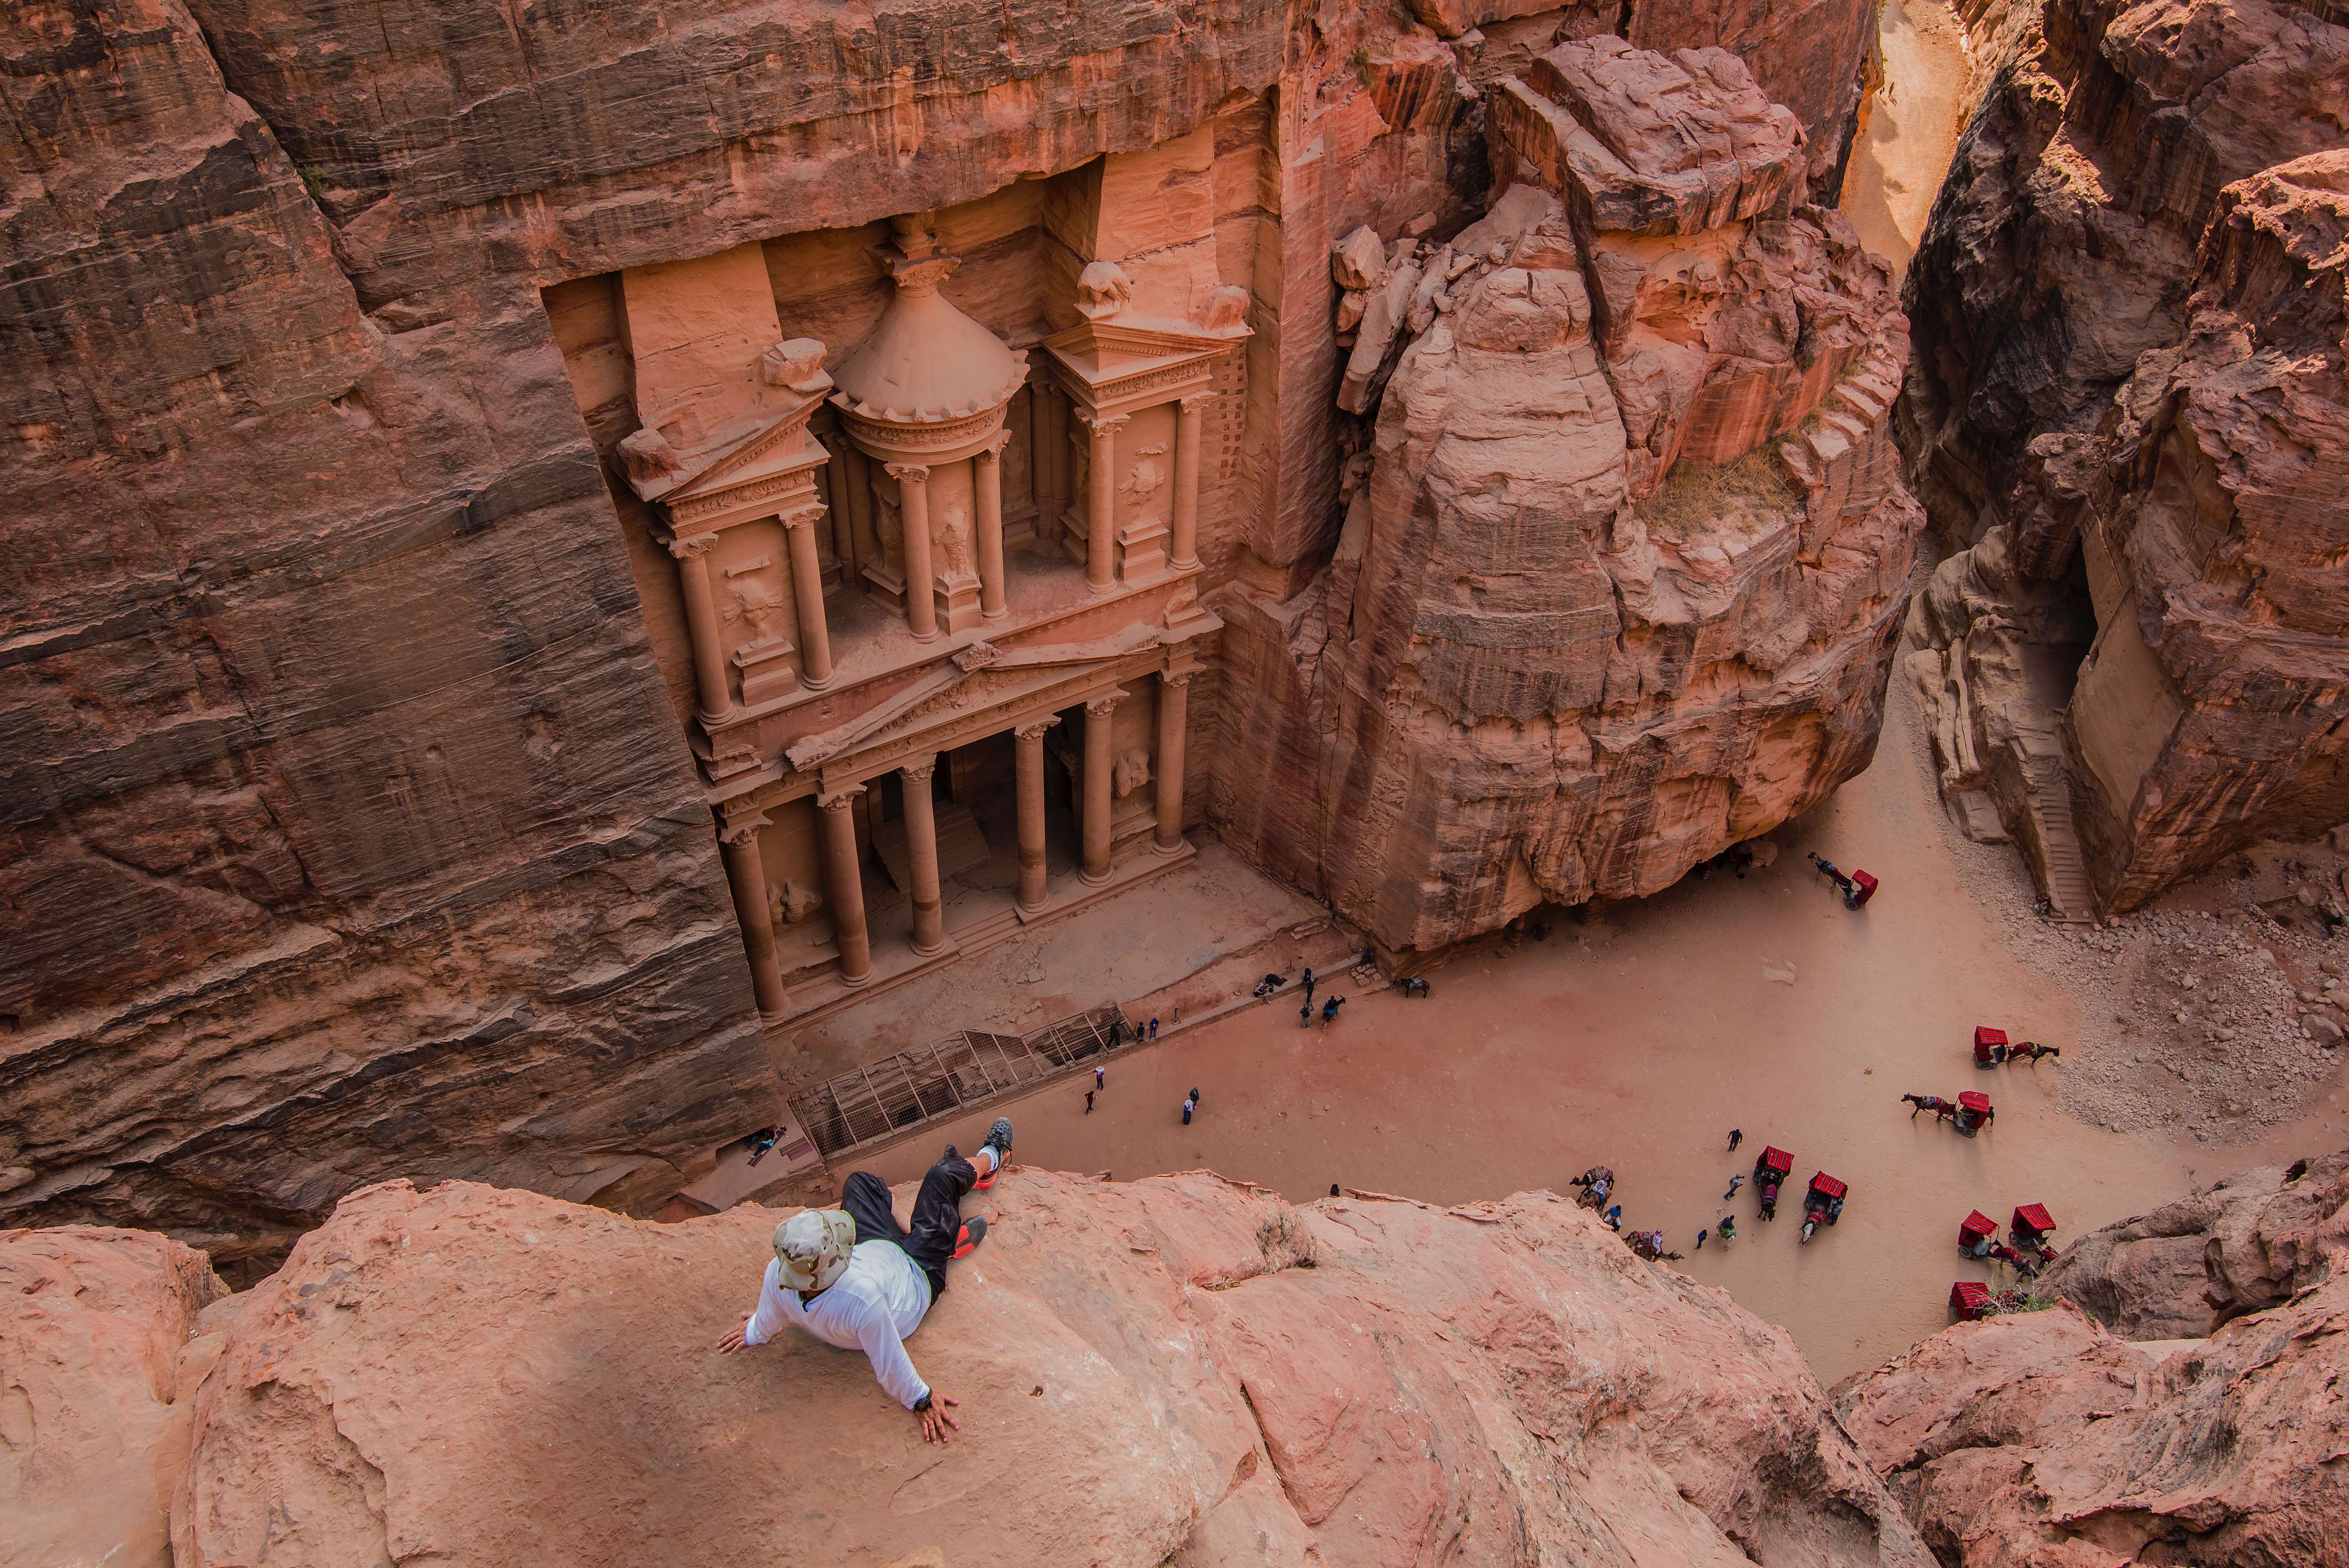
<box><xmin>1189</xmin><ymin>1087</ymin><xmax>1201</xmax><ymax>1111</ymax></box>
<box><xmin>1094</xmin><ymin>1066</ymin><xmax>1105</xmax><ymax>1090</ymax></box>
<box><xmin>1148</xmin><ymin>1017</ymin><xmax>1159</xmax><ymax>1041</ymax></box>
<box><xmin>1181</xmin><ymin>1094</ymin><xmax>1194</xmax><ymax>1126</ymax></box>
<box><xmin>1321</xmin><ymin>995</ymin><xmax>1345</xmax><ymax>1027</ymax></box>
<box><xmin>1695</xmin><ymin>1228</ymin><xmax>1708</xmax><ymax>1251</ymax></box>
<box><xmin>1085</xmin><ymin>1090</ymin><xmax>1095</xmax><ymax>1114</ymax></box>
<box><xmin>1717</xmin><ymin>1214</ymin><xmax>1736</xmax><ymax>1246</ymax></box>
<box><xmin>1723</xmin><ymin>1174</ymin><xmax>1743</xmax><ymax>1201</ymax></box>
<box><xmin>1727</xmin><ymin>1128</ymin><xmax>1743</xmax><ymax>1153</ymax></box>
<box><xmin>1300</xmin><ymin>1000</ymin><xmax>1312</xmax><ymax>1028</ymax></box>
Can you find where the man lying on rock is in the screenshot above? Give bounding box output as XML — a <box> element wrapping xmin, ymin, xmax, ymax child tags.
<box><xmin>717</xmin><ymin>1117</ymin><xmax>1009</xmax><ymax>1443</ymax></box>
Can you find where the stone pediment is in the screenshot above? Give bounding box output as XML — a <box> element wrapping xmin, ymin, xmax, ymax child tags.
<box><xmin>784</xmin><ymin>629</ymin><xmax>1168</xmax><ymax>774</ymax></box>
<box><xmin>631</xmin><ymin>389</ymin><xmax>828</xmax><ymax>508</ymax></box>
<box><xmin>1043</xmin><ymin>317</ymin><xmax>1245</xmax><ymax>414</ymax></box>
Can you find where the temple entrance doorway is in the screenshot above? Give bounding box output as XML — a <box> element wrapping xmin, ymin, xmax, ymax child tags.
<box><xmin>869</xmin><ymin>729</ymin><xmax>1081</xmax><ymax>942</ymax></box>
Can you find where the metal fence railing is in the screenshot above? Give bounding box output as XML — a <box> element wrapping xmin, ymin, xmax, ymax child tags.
<box><xmin>793</xmin><ymin>1003</ymin><xmax>1134</xmax><ymax>1159</ymax></box>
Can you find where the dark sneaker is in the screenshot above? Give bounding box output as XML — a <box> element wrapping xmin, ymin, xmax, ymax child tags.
<box><xmin>971</xmin><ymin>1119</ymin><xmax>1014</xmax><ymax>1190</ymax></box>
<box><xmin>951</xmin><ymin>1215</ymin><xmax>988</xmax><ymax>1259</ymax></box>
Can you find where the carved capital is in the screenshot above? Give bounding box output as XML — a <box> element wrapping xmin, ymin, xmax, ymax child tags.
<box><xmin>1178</xmin><ymin>392</ymin><xmax>1215</xmax><ymax>416</ymax></box>
<box><xmin>818</xmin><ymin>786</ymin><xmax>866</xmax><ymax>813</ymax></box>
<box><xmin>1075</xmin><ymin>411</ymin><xmax>1129</xmax><ymax>440</ymax></box>
<box><xmin>779</xmin><ymin>502</ymin><xmax>826</xmax><ymax>531</ymax></box>
<box><xmin>975</xmin><ymin>429</ymin><xmax>1012</xmax><ymax>463</ymax></box>
<box><xmin>884</xmin><ymin>462</ymin><xmax>931</xmax><ymax>486</ymax></box>
<box><xmin>1085</xmin><ymin>694</ymin><xmax>1122</xmax><ymax>719</ymax></box>
<box><xmin>901</xmin><ymin>755</ymin><xmax>939</xmax><ymax>784</ymax></box>
<box><xmin>1160</xmin><ymin>669</ymin><xmax>1196</xmax><ymax>690</ymax></box>
<box><xmin>720</xmin><ymin>811</ymin><xmax>772</xmax><ymax>847</ymax></box>
<box><xmin>666</xmin><ymin>532</ymin><xmax>718</xmax><ymax>562</ymax></box>
<box><xmin>1014</xmin><ymin>716</ymin><xmax>1061</xmax><ymax>741</ymax></box>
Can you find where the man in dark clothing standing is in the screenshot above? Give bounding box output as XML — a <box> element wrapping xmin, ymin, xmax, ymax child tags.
<box><xmin>1085</xmin><ymin>1089</ymin><xmax>1095</xmax><ymax>1114</ymax></box>
<box><xmin>1181</xmin><ymin>1094</ymin><xmax>1194</xmax><ymax>1125</ymax></box>
<box><xmin>1727</xmin><ymin>1128</ymin><xmax>1743</xmax><ymax>1153</ymax></box>
<box><xmin>1302</xmin><ymin>968</ymin><xmax>1315</xmax><ymax>1007</ymax></box>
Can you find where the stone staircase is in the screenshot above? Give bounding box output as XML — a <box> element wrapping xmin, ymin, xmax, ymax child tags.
<box><xmin>2021</xmin><ymin>747</ymin><xmax>2100</xmax><ymax>924</ymax></box>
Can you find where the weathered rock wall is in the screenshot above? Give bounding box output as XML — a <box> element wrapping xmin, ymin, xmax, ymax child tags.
<box><xmin>1901</xmin><ymin>0</ymin><xmax>2349</xmax><ymax>911</ymax></box>
<box><xmin>0</xmin><ymin>0</ymin><xmax>1298</xmax><ymax>1255</ymax></box>
<box><xmin>1209</xmin><ymin>40</ymin><xmax>1923</xmax><ymax>950</ymax></box>
<box><xmin>13</xmin><ymin>1172</ymin><xmax>1931</xmax><ymax>1568</ymax></box>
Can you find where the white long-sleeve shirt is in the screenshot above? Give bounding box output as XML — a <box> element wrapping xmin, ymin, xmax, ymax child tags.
<box><xmin>743</xmin><ymin>1240</ymin><xmax>935</xmax><ymax>1409</ymax></box>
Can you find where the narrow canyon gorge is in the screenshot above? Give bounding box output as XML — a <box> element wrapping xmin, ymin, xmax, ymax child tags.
<box><xmin>5</xmin><ymin>0</ymin><xmax>2348</xmax><ymax>1563</ymax></box>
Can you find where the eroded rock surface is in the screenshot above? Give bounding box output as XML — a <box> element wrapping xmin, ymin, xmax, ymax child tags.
<box><xmin>1215</xmin><ymin>39</ymin><xmax>1922</xmax><ymax>948</ymax></box>
<box><xmin>1902</xmin><ymin>0</ymin><xmax>2349</xmax><ymax>912</ymax></box>
<box><xmin>2035</xmin><ymin>1147</ymin><xmax>2349</xmax><ymax>1337</ymax></box>
<box><xmin>150</xmin><ymin>1172</ymin><xmax>1927</xmax><ymax>1567</ymax></box>
<box><xmin>1</xmin><ymin>1226</ymin><xmax>229</xmax><ymax>1568</ymax></box>
<box><xmin>1833</xmin><ymin>1281</ymin><xmax>2349</xmax><ymax>1566</ymax></box>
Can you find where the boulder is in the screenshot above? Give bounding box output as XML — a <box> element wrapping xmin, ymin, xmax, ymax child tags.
<box><xmin>2035</xmin><ymin>1148</ymin><xmax>2349</xmax><ymax>1336</ymax></box>
<box><xmin>167</xmin><ymin>1173</ymin><xmax>1928</xmax><ymax>1566</ymax></box>
<box><xmin>2</xmin><ymin>1226</ymin><xmax>229</xmax><ymax>1568</ymax></box>
<box><xmin>1834</xmin><ymin>1281</ymin><xmax>2349</xmax><ymax>1566</ymax></box>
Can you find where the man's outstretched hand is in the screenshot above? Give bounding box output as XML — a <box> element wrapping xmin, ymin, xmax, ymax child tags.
<box><xmin>715</xmin><ymin>1320</ymin><xmax>752</xmax><ymax>1354</ymax></box>
<box><xmin>918</xmin><ymin>1392</ymin><xmax>961</xmax><ymax>1444</ymax></box>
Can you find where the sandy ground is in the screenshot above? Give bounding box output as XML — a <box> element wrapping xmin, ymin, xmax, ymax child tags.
<box><xmin>861</xmin><ymin>675</ymin><xmax>2349</xmax><ymax>1386</ymax></box>
<box><xmin>1841</xmin><ymin>0</ymin><xmax>1967</xmax><ymax>281</ymax></box>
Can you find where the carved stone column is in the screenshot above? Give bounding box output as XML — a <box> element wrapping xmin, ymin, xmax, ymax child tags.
<box><xmin>1171</xmin><ymin>394</ymin><xmax>1209</xmax><ymax>572</ymax></box>
<box><xmin>817</xmin><ymin>786</ymin><xmax>874</xmax><ymax>987</ymax></box>
<box><xmin>1014</xmin><ymin>716</ymin><xmax>1058</xmax><ymax>913</ymax></box>
<box><xmin>1154</xmin><ymin>670</ymin><xmax>1193</xmax><ymax>853</ymax></box>
<box><xmin>974</xmin><ymin>432</ymin><xmax>1009</xmax><ymax>623</ymax></box>
<box><xmin>888</xmin><ymin>463</ymin><xmax>938</xmax><ymax>640</ymax></box>
<box><xmin>781</xmin><ymin>504</ymin><xmax>834</xmax><ymax>690</ymax></box>
<box><xmin>667</xmin><ymin>532</ymin><xmax>733</xmax><ymax>723</ymax></box>
<box><xmin>1081</xmin><ymin>692</ymin><xmax>1120</xmax><ymax>884</ymax></box>
<box><xmin>1076</xmin><ymin>412</ymin><xmax>1126</xmax><ymax>595</ymax></box>
<box><xmin>820</xmin><ymin>435</ymin><xmax>858</xmax><ymax>582</ymax></box>
<box><xmin>901</xmin><ymin>755</ymin><xmax>946</xmax><ymax>956</ymax></box>
<box><xmin>720</xmin><ymin>814</ymin><xmax>790</xmax><ymax>1022</ymax></box>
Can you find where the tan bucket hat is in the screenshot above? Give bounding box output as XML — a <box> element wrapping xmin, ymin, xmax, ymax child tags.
<box><xmin>773</xmin><ymin>1208</ymin><xmax>857</xmax><ymax>1292</ymax></box>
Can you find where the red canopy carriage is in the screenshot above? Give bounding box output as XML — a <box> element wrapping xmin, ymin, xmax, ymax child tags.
<box><xmin>1959</xmin><ymin>1210</ymin><xmax>1998</xmax><ymax>1250</ymax></box>
<box><xmin>1959</xmin><ymin>1091</ymin><xmax>1993</xmax><ymax>1113</ymax></box>
<box><xmin>2011</xmin><ymin>1203</ymin><xmax>2055</xmax><ymax>1246</ymax></box>
<box><xmin>1973</xmin><ymin>1026</ymin><xmax>2009</xmax><ymax>1067</ymax></box>
<box><xmin>1755</xmin><ymin>1146</ymin><xmax>1794</xmax><ymax>1180</ymax></box>
<box><xmin>1850</xmin><ymin>870</ymin><xmax>1878</xmax><ymax>906</ymax></box>
<box><xmin>1807</xmin><ymin>1171</ymin><xmax>1848</xmax><ymax>1202</ymax></box>
<box><xmin>1950</xmin><ymin>1281</ymin><xmax>1994</xmax><ymax>1320</ymax></box>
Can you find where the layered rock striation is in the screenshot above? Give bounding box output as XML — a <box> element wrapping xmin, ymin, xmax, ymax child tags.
<box><xmin>1902</xmin><ymin>0</ymin><xmax>2349</xmax><ymax>912</ymax></box>
<box><xmin>13</xmin><ymin>1173</ymin><xmax>1930</xmax><ymax>1567</ymax></box>
<box><xmin>1214</xmin><ymin>39</ymin><xmax>1922</xmax><ymax>948</ymax></box>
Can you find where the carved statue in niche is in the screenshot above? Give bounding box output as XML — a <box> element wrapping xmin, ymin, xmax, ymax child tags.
<box><xmin>1075</xmin><ymin>260</ymin><xmax>1132</xmax><ymax>321</ymax></box>
<box><xmin>937</xmin><ymin>498</ymin><xmax>974</xmax><ymax>576</ymax></box>
<box><xmin>724</xmin><ymin>574</ymin><xmax>790</xmax><ymax>645</ymax></box>
<box><xmin>767</xmin><ymin>879</ymin><xmax>822</xmax><ymax>929</ymax></box>
<box><xmin>875</xmin><ymin>487</ymin><xmax>904</xmax><ymax>569</ymax></box>
<box><xmin>1122</xmin><ymin>445</ymin><xmax>1167</xmax><ymax>507</ymax></box>
<box><xmin>1112</xmin><ymin>746</ymin><xmax>1153</xmax><ymax>799</ymax></box>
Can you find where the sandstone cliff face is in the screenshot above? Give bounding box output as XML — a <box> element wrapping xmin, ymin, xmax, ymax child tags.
<box><xmin>5</xmin><ymin>1174</ymin><xmax>1931</xmax><ymax>1567</ymax></box>
<box><xmin>1212</xmin><ymin>39</ymin><xmax>1922</xmax><ymax>948</ymax></box>
<box><xmin>2034</xmin><ymin>1147</ymin><xmax>2349</xmax><ymax>1338</ymax></box>
<box><xmin>4</xmin><ymin>0</ymin><xmax>1891</xmax><ymax>1249</ymax></box>
<box><xmin>1902</xmin><ymin>0</ymin><xmax>2349</xmax><ymax>912</ymax></box>
<box><xmin>1834</xmin><ymin>1280</ymin><xmax>2349</xmax><ymax>1566</ymax></box>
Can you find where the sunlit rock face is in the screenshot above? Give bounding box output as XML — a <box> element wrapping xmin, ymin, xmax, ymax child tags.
<box><xmin>1212</xmin><ymin>37</ymin><xmax>1922</xmax><ymax>951</ymax></box>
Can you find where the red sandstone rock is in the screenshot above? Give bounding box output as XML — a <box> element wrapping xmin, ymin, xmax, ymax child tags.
<box><xmin>1834</xmin><ymin>1281</ymin><xmax>2349</xmax><ymax>1566</ymax></box>
<box><xmin>2036</xmin><ymin>1147</ymin><xmax>2349</xmax><ymax>1338</ymax></box>
<box><xmin>1903</xmin><ymin>0</ymin><xmax>2349</xmax><ymax>911</ymax></box>
<box><xmin>164</xmin><ymin>1172</ymin><xmax>1928</xmax><ymax>1566</ymax></box>
<box><xmin>1215</xmin><ymin>42</ymin><xmax>1921</xmax><ymax>949</ymax></box>
<box><xmin>2</xmin><ymin>1226</ymin><xmax>228</xmax><ymax>1568</ymax></box>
